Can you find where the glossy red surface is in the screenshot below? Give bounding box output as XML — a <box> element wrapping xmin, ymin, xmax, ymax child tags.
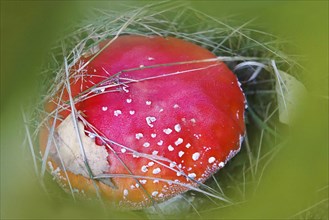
<box><xmin>42</xmin><ymin>35</ymin><xmax>245</xmax><ymax>208</ymax></box>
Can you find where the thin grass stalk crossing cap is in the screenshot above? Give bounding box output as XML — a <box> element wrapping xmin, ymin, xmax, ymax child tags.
<box><xmin>39</xmin><ymin>35</ymin><xmax>246</xmax><ymax>209</ymax></box>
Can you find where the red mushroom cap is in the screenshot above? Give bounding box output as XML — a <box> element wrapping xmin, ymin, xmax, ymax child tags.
<box><xmin>40</xmin><ymin>35</ymin><xmax>245</xmax><ymax>209</ymax></box>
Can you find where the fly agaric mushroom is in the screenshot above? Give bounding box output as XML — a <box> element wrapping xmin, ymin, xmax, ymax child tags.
<box><xmin>39</xmin><ymin>35</ymin><xmax>246</xmax><ymax>209</ymax></box>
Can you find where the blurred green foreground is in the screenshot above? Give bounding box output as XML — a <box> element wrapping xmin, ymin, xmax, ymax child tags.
<box><xmin>1</xmin><ymin>1</ymin><xmax>328</xmax><ymax>219</ymax></box>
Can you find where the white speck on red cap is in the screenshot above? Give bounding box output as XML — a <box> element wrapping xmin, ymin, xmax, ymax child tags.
<box><xmin>192</xmin><ymin>152</ymin><xmax>200</xmax><ymax>161</ymax></box>
<box><xmin>146</xmin><ymin>101</ymin><xmax>152</xmax><ymax>105</ymax></box>
<box><xmin>163</xmin><ymin>128</ymin><xmax>172</xmax><ymax>135</ymax></box>
<box><xmin>175</xmin><ymin>138</ymin><xmax>183</xmax><ymax>146</ymax></box>
<box><xmin>178</xmin><ymin>151</ymin><xmax>185</xmax><ymax>157</ymax></box>
<box><xmin>126</xmin><ymin>98</ymin><xmax>132</xmax><ymax>103</ymax></box>
<box><xmin>174</xmin><ymin>124</ymin><xmax>181</xmax><ymax>132</ymax></box>
<box><xmin>208</xmin><ymin>157</ymin><xmax>216</xmax><ymax>163</ymax></box>
<box><xmin>188</xmin><ymin>173</ymin><xmax>196</xmax><ymax>178</ymax></box>
<box><xmin>218</xmin><ymin>162</ymin><xmax>225</xmax><ymax>168</ymax></box>
<box><xmin>194</xmin><ymin>134</ymin><xmax>201</xmax><ymax>139</ymax></box>
<box><xmin>141</xmin><ymin>165</ymin><xmax>148</xmax><ymax>173</ymax></box>
<box><xmin>129</xmin><ymin>110</ymin><xmax>135</xmax><ymax>115</ymax></box>
<box><xmin>135</xmin><ymin>133</ymin><xmax>143</xmax><ymax>140</ymax></box>
<box><xmin>157</xmin><ymin>140</ymin><xmax>163</xmax><ymax>146</ymax></box>
<box><xmin>146</xmin><ymin>116</ymin><xmax>156</xmax><ymax>127</ymax></box>
<box><xmin>185</xmin><ymin>143</ymin><xmax>191</xmax><ymax>148</ymax></box>
<box><xmin>168</xmin><ymin>145</ymin><xmax>174</xmax><ymax>151</ymax></box>
<box><xmin>148</xmin><ymin>161</ymin><xmax>154</xmax><ymax>166</ymax></box>
<box><xmin>152</xmin><ymin>150</ymin><xmax>158</xmax><ymax>155</ymax></box>
<box><xmin>143</xmin><ymin>142</ymin><xmax>150</xmax><ymax>148</ymax></box>
<box><xmin>114</xmin><ymin>110</ymin><xmax>122</xmax><ymax>116</ymax></box>
<box><xmin>121</xmin><ymin>148</ymin><xmax>126</xmax><ymax>153</ymax></box>
<box><xmin>101</xmin><ymin>106</ymin><xmax>108</xmax><ymax>111</ymax></box>
<box><xmin>152</xmin><ymin>168</ymin><xmax>161</xmax><ymax>174</ymax></box>
<box><xmin>151</xmin><ymin>133</ymin><xmax>157</xmax><ymax>138</ymax></box>
<box><xmin>152</xmin><ymin>191</ymin><xmax>159</xmax><ymax>196</ymax></box>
